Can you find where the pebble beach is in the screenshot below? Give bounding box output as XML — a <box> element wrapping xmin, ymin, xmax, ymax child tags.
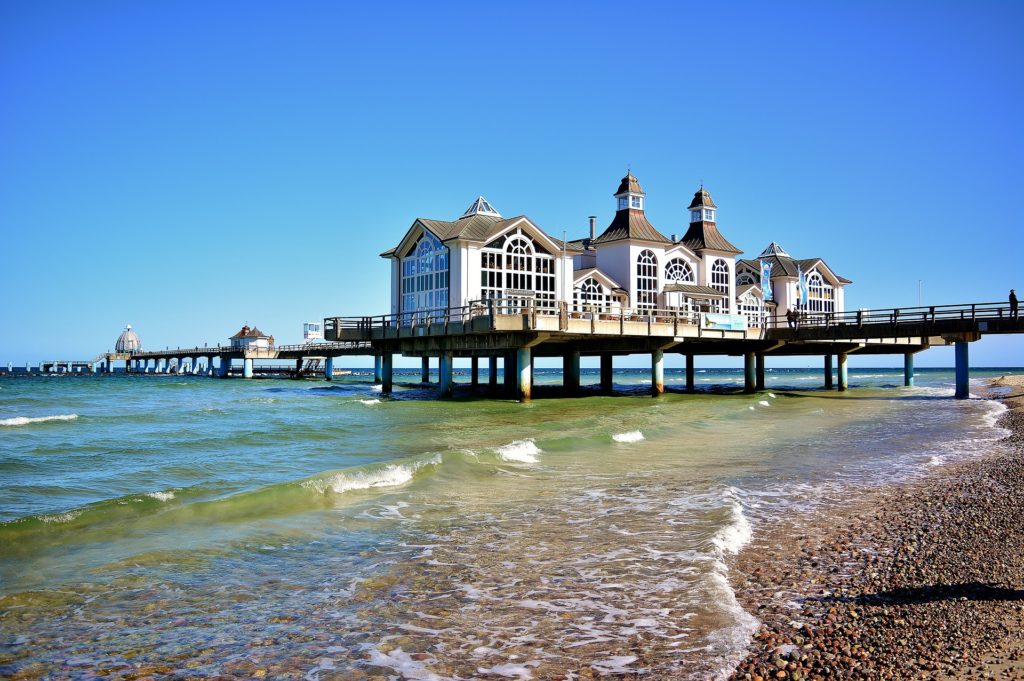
<box><xmin>731</xmin><ymin>375</ymin><xmax>1024</xmax><ymax>680</ymax></box>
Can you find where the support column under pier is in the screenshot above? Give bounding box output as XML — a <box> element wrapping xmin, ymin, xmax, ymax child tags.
<box><xmin>904</xmin><ymin>352</ymin><xmax>915</xmax><ymax>387</ymax></box>
<box><xmin>218</xmin><ymin>358</ymin><xmax>230</xmax><ymax>378</ymax></box>
<box><xmin>294</xmin><ymin>358</ymin><xmax>303</xmax><ymax>379</ymax></box>
<box><xmin>489</xmin><ymin>356</ymin><xmax>498</xmax><ymax>391</ymax></box>
<box><xmin>504</xmin><ymin>352</ymin><xmax>516</xmax><ymax>397</ymax></box>
<box><xmin>651</xmin><ymin>350</ymin><xmax>664</xmax><ymax>396</ymax></box>
<box><xmin>743</xmin><ymin>352</ymin><xmax>756</xmax><ymax>393</ymax></box>
<box><xmin>824</xmin><ymin>355</ymin><xmax>833</xmax><ymax>390</ymax></box>
<box><xmin>439</xmin><ymin>352</ymin><xmax>454</xmax><ymax>398</ymax></box>
<box><xmin>421</xmin><ymin>357</ymin><xmax>430</xmax><ymax>384</ymax></box>
<box><xmin>517</xmin><ymin>347</ymin><xmax>532</xmax><ymax>402</ymax></box>
<box><xmin>600</xmin><ymin>354</ymin><xmax>613</xmax><ymax>393</ymax></box>
<box><xmin>243</xmin><ymin>358</ymin><xmax>254</xmax><ymax>379</ymax></box>
<box><xmin>471</xmin><ymin>357</ymin><xmax>479</xmax><ymax>387</ymax></box>
<box><xmin>563</xmin><ymin>351</ymin><xmax>580</xmax><ymax>395</ymax></box>
<box><xmin>685</xmin><ymin>354</ymin><xmax>695</xmax><ymax>393</ymax></box>
<box><xmin>755</xmin><ymin>353</ymin><xmax>766</xmax><ymax>392</ymax></box>
<box><xmin>955</xmin><ymin>342</ymin><xmax>969</xmax><ymax>399</ymax></box>
<box><xmin>324</xmin><ymin>356</ymin><xmax>334</xmax><ymax>381</ymax></box>
<box><xmin>374</xmin><ymin>355</ymin><xmax>383</xmax><ymax>383</ymax></box>
<box><xmin>837</xmin><ymin>353</ymin><xmax>848</xmax><ymax>392</ymax></box>
<box><xmin>382</xmin><ymin>354</ymin><xmax>394</xmax><ymax>395</ymax></box>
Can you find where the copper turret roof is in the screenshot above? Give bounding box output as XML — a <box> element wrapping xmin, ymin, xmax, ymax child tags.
<box><xmin>687</xmin><ymin>186</ymin><xmax>718</xmax><ymax>210</ymax></box>
<box><xmin>615</xmin><ymin>171</ymin><xmax>645</xmax><ymax>196</ymax></box>
<box><xmin>593</xmin><ymin>172</ymin><xmax>671</xmax><ymax>244</ymax></box>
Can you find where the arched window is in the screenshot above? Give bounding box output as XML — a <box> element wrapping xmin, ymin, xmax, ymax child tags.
<box><xmin>665</xmin><ymin>258</ymin><xmax>695</xmax><ymax>284</ymax></box>
<box><xmin>806</xmin><ymin>272</ymin><xmax>834</xmax><ymax>313</ymax></box>
<box><xmin>736</xmin><ymin>291</ymin><xmax>765</xmax><ymax>327</ymax></box>
<box><xmin>574</xmin><ymin>277</ymin><xmax>612</xmax><ymax>313</ymax></box>
<box><xmin>636</xmin><ymin>250</ymin><xmax>659</xmax><ymax>310</ymax></box>
<box><xmin>480</xmin><ymin>229</ymin><xmax>556</xmax><ymax>313</ymax></box>
<box><xmin>736</xmin><ymin>272</ymin><xmax>756</xmax><ymax>286</ymax></box>
<box><xmin>710</xmin><ymin>259</ymin><xmax>730</xmax><ymax>294</ymax></box>
<box><xmin>401</xmin><ymin>232</ymin><xmax>449</xmax><ymax>320</ymax></box>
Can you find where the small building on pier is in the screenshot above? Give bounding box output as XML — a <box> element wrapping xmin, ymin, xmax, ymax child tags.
<box><xmin>230</xmin><ymin>325</ymin><xmax>274</xmax><ymax>350</ymax></box>
<box><xmin>115</xmin><ymin>325</ymin><xmax>142</xmax><ymax>353</ymax></box>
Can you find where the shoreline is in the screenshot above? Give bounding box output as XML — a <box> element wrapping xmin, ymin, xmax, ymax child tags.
<box><xmin>729</xmin><ymin>376</ymin><xmax>1024</xmax><ymax>680</ymax></box>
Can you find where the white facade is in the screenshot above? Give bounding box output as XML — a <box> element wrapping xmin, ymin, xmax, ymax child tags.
<box><xmin>382</xmin><ymin>179</ymin><xmax>850</xmax><ymax>325</ymax></box>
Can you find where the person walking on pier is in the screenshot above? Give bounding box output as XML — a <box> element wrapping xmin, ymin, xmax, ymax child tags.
<box><xmin>786</xmin><ymin>308</ymin><xmax>797</xmax><ymax>329</ymax></box>
<box><xmin>1011</xmin><ymin>289</ymin><xmax>1019</xmax><ymax>320</ymax></box>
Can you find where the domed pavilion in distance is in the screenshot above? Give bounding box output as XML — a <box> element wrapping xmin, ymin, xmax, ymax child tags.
<box><xmin>115</xmin><ymin>325</ymin><xmax>142</xmax><ymax>354</ymax></box>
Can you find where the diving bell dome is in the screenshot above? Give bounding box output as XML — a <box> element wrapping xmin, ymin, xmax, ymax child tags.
<box><xmin>115</xmin><ymin>324</ymin><xmax>142</xmax><ymax>353</ymax></box>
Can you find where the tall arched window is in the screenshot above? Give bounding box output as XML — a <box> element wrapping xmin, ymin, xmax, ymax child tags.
<box><xmin>665</xmin><ymin>258</ymin><xmax>695</xmax><ymax>284</ymax></box>
<box><xmin>480</xmin><ymin>229</ymin><xmax>556</xmax><ymax>313</ymax></box>
<box><xmin>710</xmin><ymin>259</ymin><xmax>730</xmax><ymax>294</ymax></box>
<box><xmin>636</xmin><ymin>250</ymin><xmax>659</xmax><ymax>311</ymax></box>
<box><xmin>574</xmin><ymin>277</ymin><xmax>612</xmax><ymax>313</ymax></box>
<box><xmin>806</xmin><ymin>272</ymin><xmax>834</xmax><ymax>313</ymax></box>
<box><xmin>401</xmin><ymin>232</ymin><xmax>449</xmax><ymax>320</ymax></box>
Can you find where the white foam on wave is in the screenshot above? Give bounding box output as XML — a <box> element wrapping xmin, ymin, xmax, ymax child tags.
<box><xmin>493</xmin><ymin>439</ymin><xmax>541</xmax><ymax>463</ymax></box>
<box><xmin>768</xmin><ymin>393</ymin><xmax>777</xmax><ymax>398</ymax></box>
<box><xmin>147</xmin><ymin>490</ymin><xmax>176</xmax><ymax>502</ymax></box>
<box><xmin>359</xmin><ymin>399</ymin><xmax>381</xmax><ymax>405</ymax></box>
<box><xmin>711</xmin><ymin>492</ymin><xmax>753</xmax><ymax>556</ymax></box>
<box><xmin>363</xmin><ymin>646</ymin><xmax>443</xmax><ymax>681</ymax></box>
<box><xmin>39</xmin><ymin>510</ymin><xmax>82</xmax><ymax>524</ymax></box>
<box><xmin>477</xmin><ymin>661</ymin><xmax>539</xmax><ymax>679</ymax></box>
<box><xmin>758</xmin><ymin>400</ymin><xmax>770</xmax><ymax>407</ymax></box>
<box><xmin>612</xmin><ymin>430</ymin><xmax>645</xmax><ymax>443</ymax></box>
<box><xmin>303</xmin><ymin>454</ymin><xmax>442</xmax><ymax>495</ymax></box>
<box><xmin>928</xmin><ymin>455</ymin><xmax>944</xmax><ymax>466</ymax></box>
<box><xmin>1</xmin><ymin>414</ymin><xmax>78</xmax><ymax>427</ymax></box>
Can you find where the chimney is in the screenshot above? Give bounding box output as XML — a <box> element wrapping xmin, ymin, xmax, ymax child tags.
<box><xmin>671</xmin><ymin>233</ymin><xmax>677</xmax><ymax>242</ymax></box>
<box><xmin>589</xmin><ymin>216</ymin><xmax>597</xmax><ymax>240</ymax></box>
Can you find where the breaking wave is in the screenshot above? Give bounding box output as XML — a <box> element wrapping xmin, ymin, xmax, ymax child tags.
<box><xmin>1</xmin><ymin>414</ymin><xmax>78</xmax><ymax>427</ymax></box>
<box><xmin>493</xmin><ymin>439</ymin><xmax>541</xmax><ymax>463</ymax></box>
<box><xmin>611</xmin><ymin>430</ymin><xmax>645</xmax><ymax>443</ymax></box>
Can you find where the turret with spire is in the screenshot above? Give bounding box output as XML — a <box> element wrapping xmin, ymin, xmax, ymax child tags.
<box><xmin>591</xmin><ymin>171</ymin><xmax>671</xmax><ymax>244</ymax></box>
<box><xmin>679</xmin><ymin>185</ymin><xmax>741</xmax><ymax>254</ymax></box>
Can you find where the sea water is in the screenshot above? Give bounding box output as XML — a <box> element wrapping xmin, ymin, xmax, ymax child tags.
<box><xmin>0</xmin><ymin>367</ymin><xmax>1016</xmax><ymax>679</ymax></box>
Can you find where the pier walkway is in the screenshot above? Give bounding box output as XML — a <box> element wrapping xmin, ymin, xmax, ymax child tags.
<box><xmin>320</xmin><ymin>300</ymin><xmax>1021</xmax><ymax>400</ymax></box>
<box><xmin>25</xmin><ymin>301</ymin><xmax>1020</xmax><ymax>401</ymax></box>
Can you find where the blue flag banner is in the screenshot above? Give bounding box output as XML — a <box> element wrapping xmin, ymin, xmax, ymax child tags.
<box><xmin>760</xmin><ymin>261</ymin><xmax>773</xmax><ymax>301</ymax></box>
<box><xmin>798</xmin><ymin>266</ymin><xmax>809</xmax><ymax>306</ymax></box>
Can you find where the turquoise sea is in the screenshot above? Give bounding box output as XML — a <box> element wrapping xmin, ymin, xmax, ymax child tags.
<box><xmin>0</xmin><ymin>367</ymin><xmax>1018</xmax><ymax>679</ymax></box>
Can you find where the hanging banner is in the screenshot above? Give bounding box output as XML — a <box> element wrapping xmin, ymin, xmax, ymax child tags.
<box><xmin>797</xmin><ymin>265</ymin><xmax>809</xmax><ymax>306</ymax></box>
<box><xmin>760</xmin><ymin>260</ymin><xmax>773</xmax><ymax>301</ymax></box>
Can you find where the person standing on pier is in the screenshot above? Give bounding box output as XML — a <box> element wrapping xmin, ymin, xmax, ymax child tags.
<box><xmin>786</xmin><ymin>308</ymin><xmax>797</xmax><ymax>329</ymax></box>
<box><xmin>1011</xmin><ymin>289</ymin><xmax>1019</xmax><ymax>320</ymax></box>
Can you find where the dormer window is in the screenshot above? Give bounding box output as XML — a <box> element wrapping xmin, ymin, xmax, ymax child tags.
<box><xmin>704</xmin><ymin>209</ymin><xmax>715</xmax><ymax>221</ymax></box>
<box><xmin>690</xmin><ymin>210</ymin><xmax>701</xmax><ymax>223</ymax></box>
<box><xmin>618</xmin><ymin>197</ymin><xmax>628</xmax><ymax>210</ymax></box>
<box><xmin>630</xmin><ymin>196</ymin><xmax>642</xmax><ymax>209</ymax></box>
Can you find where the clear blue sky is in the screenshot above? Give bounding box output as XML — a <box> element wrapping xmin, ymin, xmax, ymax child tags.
<box><xmin>2</xmin><ymin>1</ymin><xmax>1022</xmax><ymax>368</ymax></box>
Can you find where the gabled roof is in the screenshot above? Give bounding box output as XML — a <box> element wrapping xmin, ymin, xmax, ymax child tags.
<box><xmin>574</xmin><ymin>267</ymin><xmax>625</xmax><ymax>292</ymax></box>
<box><xmin>230</xmin><ymin>325</ymin><xmax>269</xmax><ymax>340</ymax></box>
<box><xmin>738</xmin><ymin>255</ymin><xmax>852</xmax><ymax>285</ymax></box>
<box><xmin>383</xmin><ymin>211</ymin><xmax>575</xmax><ymax>259</ymax></box>
<box><xmin>736</xmin><ymin>283</ymin><xmax>763</xmax><ymax>298</ymax></box>
<box><xmin>592</xmin><ymin>209</ymin><xmax>672</xmax><ymax>245</ymax></box>
<box><xmin>679</xmin><ymin>221</ymin><xmax>742</xmax><ymax>254</ymax></box>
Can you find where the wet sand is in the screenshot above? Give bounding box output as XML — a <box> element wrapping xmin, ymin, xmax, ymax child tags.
<box><xmin>730</xmin><ymin>375</ymin><xmax>1024</xmax><ymax>680</ymax></box>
